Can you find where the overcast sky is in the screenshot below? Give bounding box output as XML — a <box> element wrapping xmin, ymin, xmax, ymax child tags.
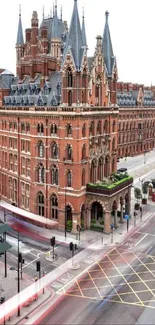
<box><xmin>0</xmin><ymin>0</ymin><xmax>155</xmax><ymax>86</ymax></box>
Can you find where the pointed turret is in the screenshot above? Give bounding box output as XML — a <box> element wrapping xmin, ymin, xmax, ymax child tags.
<box><xmin>82</xmin><ymin>8</ymin><xmax>87</xmax><ymax>47</ymax></box>
<box><xmin>102</xmin><ymin>11</ymin><xmax>115</xmax><ymax>77</ymax></box>
<box><xmin>63</xmin><ymin>0</ymin><xmax>85</xmax><ymax>70</ymax></box>
<box><xmin>52</xmin><ymin>1</ymin><xmax>60</xmax><ymax>38</ymax></box>
<box><xmin>16</xmin><ymin>5</ymin><xmax>24</xmax><ymax>45</ymax></box>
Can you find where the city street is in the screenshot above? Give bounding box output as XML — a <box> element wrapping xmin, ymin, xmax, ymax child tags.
<box><xmin>37</xmin><ymin>215</ymin><xmax>155</xmax><ymax>325</ymax></box>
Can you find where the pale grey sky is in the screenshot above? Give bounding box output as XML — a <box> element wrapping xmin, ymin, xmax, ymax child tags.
<box><xmin>0</xmin><ymin>0</ymin><xmax>154</xmax><ymax>86</ymax></box>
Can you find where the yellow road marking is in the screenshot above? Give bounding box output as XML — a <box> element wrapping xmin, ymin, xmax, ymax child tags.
<box><xmin>97</xmin><ymin>261</ymin><xmax>123</xmax><ymax>302</ymax></box>
<box><xmin>108</xmin><ymin>250</ymin><xmax>144</xmax><ymax>306</ymax></box>
<box><xmin>116</xmin><ymin>249</ymin><xmax>155</xmax><ymax>299</ymax></box>
<box><xmin>87</xmin><ymin>270</ymin><xmax>103</xmax><ymax>300</ymax></box>
<box><xmin>75</xmin><ymin>279</ymin><xmax>84</xmax><ymax>297</ymax></box>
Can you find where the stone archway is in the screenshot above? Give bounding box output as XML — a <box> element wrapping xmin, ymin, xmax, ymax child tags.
<box><xmin>111</xmin><ymin>200</ymin><xmax>118</xmax><ymax>228</ymax></box>
<box><xmin>91</xmin><ymin>201</ymin><xmax>104</xmax><ymax>222</ymax></box>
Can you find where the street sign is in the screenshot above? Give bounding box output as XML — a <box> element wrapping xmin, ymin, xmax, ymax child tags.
<box><xmin>123</xmin><ymin>215</ymin><xmax>129</xmax><ymax>220</ymax></box>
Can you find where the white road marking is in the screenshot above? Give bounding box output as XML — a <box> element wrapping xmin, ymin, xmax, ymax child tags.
<box><xmin>135</xmin><ymin>234</ymin><xmax>147</xmax><ymax>247</ymax></box>
<box><xmin>22</xmin><ymin>256</ymin><xmax>39</xmax><ymax>269</ymax></box>
<box><xmin>146</xmin><ymin>246</ymin><xmax>153</xmax><ymax>254</ymax></box>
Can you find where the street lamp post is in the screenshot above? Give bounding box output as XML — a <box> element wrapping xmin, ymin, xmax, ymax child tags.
<box><xmin>65</xmin><ymin>187</ymin><xmax>67</xmax><ymax>238</ymax></box>
<box><xmin>144</xmin><ymin>151</ymin><xmax>146</xmax><ymax>164</ymax></box>
<box><xmin>110</xmin><ymin>224</ymin><xmax>114</xmax><ymax>243</ymax></box>
<box><xmin>17</xmin><ymin>231</ymin><xmax>20</xmax><ymax>317</ymax></box>
<box><xmin>140</xmin><ymin>206</ymin><xmax>142</xmax><ymax>221</ymax></box>
<box><xmin>134</xmin><ymin>211</ymin><xmax>137</xmax><ymax>227</ymax></box>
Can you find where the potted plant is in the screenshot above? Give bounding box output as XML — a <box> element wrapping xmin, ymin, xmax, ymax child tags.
<box><xmin>142</xmin><ymin>182</ymin><xmax>148</xmax><ymax>204</ymax></box>
<box><xmin>134</xmin><ymin>187</ymin><xmax>141</xmax><ymax>210</ymax></box>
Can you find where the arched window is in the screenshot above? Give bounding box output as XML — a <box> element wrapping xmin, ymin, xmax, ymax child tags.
<box><xmin>82</xmin><ymin>123</ymin><xmax>86</xmax><ymax>137</ymax></box>
<box><xmin>21</xmin><ymin>122</ymin><xmax>25</xmax><ymax>133</ymax></box>
<box><xmin>82</xmin><ymin>169</ymin><xmax>86</xmax><ymax>186</ymax></box>
<box><xmin>104</xmin><ymin>120</ymin><xmax>108</xmax><ymax>133</ymax></box>
<box><xmin>51</xmin><ymin>142</ymin><xmax>58</xmax><ymax>159</ymax></box>
<box><xmin>82</xmin><ymin>144</ymin><xmax>86</xmax><ymax>160</ymax></box>
<box><xmin>66</xmin><ymin>124</ymin><xmax>72</xmax><ymax>137</ymax></box>
<box><xmin>112</xmin><ymin>121</ymin><xmax>116</xmax><ymax>132</ymax></box>
<box><xmin>50</xmin><ymin>194</ymin><xmax>58</xmax><ymax>219</ymax></box>
<box><xmin>67</xmin><ymin>170</ymin><xmax>72</xmax><ymax>187</ymax></box>
<box><xmin>68</xmin><ymin>90</ymin><xmax>72</xmax><ymax>106</ymax></box>
<box><xmin>26</xmin><ymin>123</ymin><xmax>30</xmax><ymax>133</ymax></box>
<box><xmin>38</xmin><ymin>141</ymin><xmax>44</xmax><ymax>158</ymax></box>
<box><xmin>98</xmin><ymin>157</ymin><xmax>104</xmax><ymax>181</ymax></box>
<box><xmin>112</xmin><ymin>138</ymin><xmax>115</xmax><ymax>151</ymax></box>
<box><xmin>89</xmin><ymin>121</ymin><xmax>95</xmax><ymax>136</ymax></box>
<box><xmin>51</xmin><ymin>165</ymin><xmax>59</xmax><ymax>185</ymax></box>
<box><xmin>67</xmin><ymin>68</ymin><xmax>73</xmax><ymax>87</ymax></box>
<box><xmin>97</xmin><ymin>120</ymin><xmax>102</xmax><ymax>135</ymax></box>
<box><xmin>51</xmin><ymin>124</ymin><xmax>57</xmax><ymax>136</ymax></box>
<box><xmin>37</xmin><ymin>163</ymin><xmax>45</xmax><ymax>183</ymax></box>
<box><xmin>37</xmin><ymin>192</ymin><xmax>44</xmax><ymax>216</ymax></box>
<box><xmin>13</xmin><ymin>121</ymin><xmax>17</xmax><ymax>131</ymax></box>
<box><xmin>37</xmin><ymin>123</ymin><xmax>44</xmax><ymax>135</ymax></box>
<box><xmin>66</xmin><ymin>145</ymin><xmax>72</xmax><ymax>160</ymax></box>
<box><xmin>90</xmin><ymin>159</ymin><xmax>97</xmax><ymax>183</ymax></box>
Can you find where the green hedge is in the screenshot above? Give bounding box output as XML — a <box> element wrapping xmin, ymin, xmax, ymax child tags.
<box><xmin>67</xmin><ymin>220</ymin><xmax>72</xmax><ymax>231</ymax></box>
<box><xmin>88</xmin><ymin>176</ymin><xmax>133</xmax><ymax>190</ymax></box>
<box><xmin>90</xmin><ymin>224</ymin><xmax>104</xmax><ymax>232</ymax></box>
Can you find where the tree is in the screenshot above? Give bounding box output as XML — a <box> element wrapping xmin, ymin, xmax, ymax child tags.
<box><xmin>134</xmin><ymin>187</ymin><xmax>141</xmax><ymax>202</ymax></box>
<box><xmin>134</xmin><ymin>187</ymin><xmax>141</xmax><ymax>210</ymax></box>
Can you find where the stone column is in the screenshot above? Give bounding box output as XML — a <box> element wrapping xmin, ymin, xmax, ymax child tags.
<box><xmin>104</xmin><ymin>210</ymin><xmax>111</xmax><ymax>233</ymax></box>
<box><xmin>86</xmin><ymin>209</ymin><xmax>91</xmax><ymax>229</ymax></box>
<box><xmin>114</xmin><ymin>209</ymin><xmax>118</xmax><ymax>228</ymax></box>
<box><xmin>120</xmin><ymin>198</ymin><xmax>124</xmax><ymax>224</ymax></box>
<box><xmin>120</xmin><ymin>203</ymin><xmax>124</xmax><ymax>224</ymax></box>
<box><xmin>71</xmin><ymin>213</ymin><xmax>79</xmax><ymax>234</ymax></box>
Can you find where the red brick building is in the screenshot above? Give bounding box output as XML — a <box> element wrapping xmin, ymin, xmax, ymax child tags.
<box><xmin>117</xmin><ymin>82</ymin><xmax>155</xmax><ymax>158</ymax></box>
<box><xmin>0</xmin><ymin>1</ymin><xmax>132</xmax><ymax>233</ymax></box>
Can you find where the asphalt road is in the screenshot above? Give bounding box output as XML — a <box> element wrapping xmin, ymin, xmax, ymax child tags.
<box><xmin>39</xmin><ymin>215</ymin><xmax>155</xmax><ymax>325</ymax></box>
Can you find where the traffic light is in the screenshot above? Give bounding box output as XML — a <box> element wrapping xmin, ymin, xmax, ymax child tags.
<box><xmin>36</xmin><ymin>261</ymin><xmax>41</xmax><ymax>272</ymax></box>
<box><xmin>18</xmin><ymin>253</ymin><xmax>22</xmax><ymax>263</ymax></box>
<box><xmin>69</xmin><ymin>242</ymin><xmax>73</xmax><ymax>251</ymax></box>
<box><xmin>50</xmin><ymin>236</ymin><xmax>55</xmax><ymax>247</ymax></box>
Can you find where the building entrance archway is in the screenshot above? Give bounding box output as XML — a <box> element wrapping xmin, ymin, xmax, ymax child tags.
<box><xmin>91</xmin><ymin>202</ymin><xmax>104</xmax><ymax>221</ymax></box>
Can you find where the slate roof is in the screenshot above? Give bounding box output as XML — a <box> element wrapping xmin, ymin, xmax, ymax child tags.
<box><xmin>117</xmin><ymin>90</ymin><xmax>155</xmax><ymax>107</ymax></box>
<box><xmin>3</xmin><ymin>72</ymin><xmax>62</xmax><ymax>107</ymax></box>
<box><xmin>62</xmin><ymin>0</ymin><xmax>86</xmax><ymax>71</ymax></box>
<box><xmin>82</xmin><ymin>12</ymin><xmax>87</xmax><ymax>47</ymax></box>
<box><xmin>39</xmin><ymin>13</ymin><xmax>67</xmax><ymax>42</ymax></box>
<box><xmin>16</xmin><ymin>12</ymin><xmax>24</xmax><ymax>45</ymax></box>
<box><xmin>102</xmin><ymin>11</ymin><xmax>115</xmax><ymax>77</ymax></box>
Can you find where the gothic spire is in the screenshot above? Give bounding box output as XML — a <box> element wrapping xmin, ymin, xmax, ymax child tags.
<box><xmin>63</xmin><ymin>0</ymin><xmax>84</xmax><ymax>70</ymax></box>
<box><xmin>60</xmin><ymin>5</ymin><xmax>62</xmax><ymax>21</ymax></box>
<box><xmin>52</xmin><ymin>0</ymin><xmax>59</xmax><ymax>38</ymax></box>
<box><xmin>82</xmin><ymin>7</ymin><xmax>87</xmax><ymax>47</ymax></box>
<box><xmin>102</xmin><ymin>11</ymin><xmax>115</xmax><ymax>77</ymax></box>
<box><xmin>16</xmin><ymin>5</ymin><xmax>24</xmax><ymax>45</ymax></box>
